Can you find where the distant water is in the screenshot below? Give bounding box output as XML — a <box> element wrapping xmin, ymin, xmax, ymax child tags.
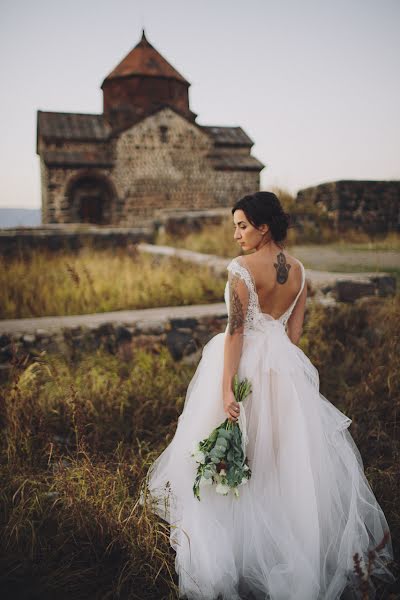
<box><xmin>0</xmin><ymin>208</ymin><xmax>41</xmax><ymax>228</ymax></box>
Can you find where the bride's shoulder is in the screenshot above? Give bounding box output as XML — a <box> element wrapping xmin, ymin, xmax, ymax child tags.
<box><xmin>226</xmin><ymin>256</ymin><xmax>245</xmax><ymax>275</ymax></box>
<box><xmin>244</xmin><ymin>251</ymin><xmax>303</xmax><ymax>271</ymax></box>
<box><xmin>227</xmin><ymin>255</ymin><xmax>243</xmax><ymax>268</ymax></box>
<box><xmin>283</xmin><ymin>252</ymin><xmax>304</xmax><ymax>271</ymax></box>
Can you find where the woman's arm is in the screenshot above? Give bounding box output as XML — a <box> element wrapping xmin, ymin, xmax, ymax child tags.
<box><xmin>222</xmin><ymin>272</ymin><xmax>249</xmax><ymax>421</ymax></box>
<box><xmin>286</xmin><ymin>282</ymin><xmax>307</xmax><ymax>345</ymax></box>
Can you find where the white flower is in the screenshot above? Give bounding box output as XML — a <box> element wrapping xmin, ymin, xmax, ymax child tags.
<box><xmin>193</xmin><ymin>450</ymin><xmax>206</xmax><ymax>464</ymax></box>
<box><xmin>219</xmin><ymin>468</ymin><xmax>227</xmax><ymax>477</ymax></box>
<box><xmin>240</xmin><ymin>476</ymin><xmax>248</xmax><ymax>486</ymax></box>
<box><xmin>233</xmin><ymin>487</ymin><xmax>240</xmax><ymax>498</ymax></box>
<box><xmin>243</xmin><ymin>464</ymin><xmax>249</xmax><ymax>471</ymax></box>
<box><xmin>200</xmin><ymin>476</ymin><xmax>213</xmax><ymax>486</ymax></box>
<box><xmin>215</xmin><ymin>483</ymin><xmax>230</xmax><ymax>495</ymax></box>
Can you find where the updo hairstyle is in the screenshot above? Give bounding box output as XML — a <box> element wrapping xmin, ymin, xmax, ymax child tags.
<box><xmin>232</xmin><ymin>191</ymin><xmax>291</xmax><ymax>244</ymax></box>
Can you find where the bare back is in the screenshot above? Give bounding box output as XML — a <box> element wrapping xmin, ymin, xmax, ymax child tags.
<box><xmin>237</xmin><ymin>250</ymin><xmax>303</xmax><ymax>320</ymax></box>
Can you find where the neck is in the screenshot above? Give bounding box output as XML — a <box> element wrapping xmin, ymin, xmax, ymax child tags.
<box><xmin>253</xmin><ymin>234</ymin><xmax>283</xmax><ymax>254</ymax></box>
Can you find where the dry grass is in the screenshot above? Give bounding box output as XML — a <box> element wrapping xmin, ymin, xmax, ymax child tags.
<box><xmin>301</xmin><ymin>293</ymin><xmax>400</xmax><ymax>597</ymax></box>
<box><xmin>156</xmin><ymin>219</ymin><xmax>400</xmax><ymax>257</ymax></box>
<box><xmin>0</xmin><ymin>247</ymin><xmax>226</xmax><ymax>320</ymax></box>
<box><xmin>0</xmin><ymin>345</ymin><xmax>193</xmax><ymax>599</ymax></box>
<box><xmin>156</xmin><ymin>218</ymin><xmax>241</xmax><ymax>257</ymax></box>
<box><xmin>155</xmin><ymin>186</ymin><xmax>400</xmax><ymax>254</ymax></box>
<box><xmin>0</xmin><ymin>293</ymin><xmax>398</xmax><ymax>598</ymax></box>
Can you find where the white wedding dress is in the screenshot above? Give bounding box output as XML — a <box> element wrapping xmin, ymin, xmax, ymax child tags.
<box><xmin>143</xmin><ymin>257</ymin><xmax>395</xmax><ymax>599</ymax></box>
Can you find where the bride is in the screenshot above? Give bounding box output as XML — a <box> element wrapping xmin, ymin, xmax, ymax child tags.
<box><xmin>142</xmin><ymin>191</ymin><xmax>395</xmax><ymax>599</ymax></box>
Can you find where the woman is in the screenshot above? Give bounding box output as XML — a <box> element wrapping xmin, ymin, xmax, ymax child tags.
<box><xmin>143</xmin><ymin>192</ymin><xmax>394</xmax><ymax>599</ymax></box>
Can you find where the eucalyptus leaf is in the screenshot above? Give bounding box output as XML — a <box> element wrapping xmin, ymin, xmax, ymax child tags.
<box><xmin>218</xmin><ymin>429</ymin><xmax>232</xmax><ymax>440</ymax></box>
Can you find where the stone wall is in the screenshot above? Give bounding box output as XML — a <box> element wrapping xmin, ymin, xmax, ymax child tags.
<box><xmin>0</xmin><ymin>226</ymin><xmax>154</xmax><ymax>258</ymax></box>
<box><xmin>296</xmin><ymin>180</ymin><xmax>400</xmax><ymax>233</ymax></box>
<box><xmin>0</xmin><ymin>314</ymin><xmax>228</xmax><ymax>382</ymax></box>
<box><xmin>38</xmin><ymin>137</ymin><xmax>116</xmax><ymax>225</ymax></box>
<box><xmin>39</xmin><ymin>108</ymin><xmax>260</xmax><ymax>226</ymax></box>
<box><xmin>113</xmin><ymin>108</ymin><xmax>259</xmax><ymax>223</ymax></box>
<box><xmin>213</xmin><ymin>171</ymin><xmax>259</xmax><ymax>208</ymax></box>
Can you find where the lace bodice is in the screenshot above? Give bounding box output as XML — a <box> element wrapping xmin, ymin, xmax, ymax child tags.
<box><xmin>224</xmin><ymin>256</ymin><xmax>306</xmax><ymax>333</ymax></box>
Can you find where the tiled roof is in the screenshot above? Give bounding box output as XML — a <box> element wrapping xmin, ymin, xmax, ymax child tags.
<box><xmin>103</xmin><ymin>30</ymin><xmax>189</xmax><ymax>85</ymax></box>
<box><xmin>209</xmin><ymin>154</ymin><xmax>265</xmax><ymax>172</ymax></box>
<box><xmin>42</xmin><ymin>151</ymin><xmax>113</xmax><ymax>168</ymax></box>
<box><xmin>201</xmin><ymin>126</ymin><xmax>253</xmax><ymax>147</ymax></box>
<box><xmin>38</xmin><ymin>111</ymin><xmax>111</xmax><ymax>141</ymax></box>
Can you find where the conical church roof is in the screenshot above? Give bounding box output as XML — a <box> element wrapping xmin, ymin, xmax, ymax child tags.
<box><xmin>103</xmin><ymin>30</ymin><xmax>189</xmax><ymax>85</ymax></box>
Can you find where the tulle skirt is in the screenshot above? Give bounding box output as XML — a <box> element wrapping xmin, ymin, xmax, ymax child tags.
<box><xmin>144</xmin><ymin>318</ymin><xmax>395</xmax><ymax>599</ymax></box>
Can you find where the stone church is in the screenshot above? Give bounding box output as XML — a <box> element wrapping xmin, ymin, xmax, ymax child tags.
<box><xmin>37</xmin><ymin>31</ymin><xmax>264</xmax><ymax>226</ymax></box>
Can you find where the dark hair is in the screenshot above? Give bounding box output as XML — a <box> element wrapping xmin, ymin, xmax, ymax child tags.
<box><xmin>231</xmin><ymin>191</ymin><xmax>291</xmax><ymax>244</ymax></box>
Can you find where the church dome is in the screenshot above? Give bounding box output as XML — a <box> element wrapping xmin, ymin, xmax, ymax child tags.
<box><xmin>101</xmin><ymin>31</ymin><xmax>196</xmax><ymax>129</ymax></box>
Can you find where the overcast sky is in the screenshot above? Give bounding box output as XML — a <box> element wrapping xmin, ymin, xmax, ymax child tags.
<box><xmin>1</xmin><ymin>0</ymin><xmax>399</xmax><ymax>208</ymax></box>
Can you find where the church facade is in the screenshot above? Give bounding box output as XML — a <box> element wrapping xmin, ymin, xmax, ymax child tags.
<box><xmin>37</xmin><ymin>31</ymin><xmax>264</xmax><ymax>226</ymax></box>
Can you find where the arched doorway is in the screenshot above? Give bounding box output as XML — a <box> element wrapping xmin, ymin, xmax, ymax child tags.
<box><xmin>68</xmin><ymin>175</ymin><xmax>114</xmax><ymax>225</ymax></box>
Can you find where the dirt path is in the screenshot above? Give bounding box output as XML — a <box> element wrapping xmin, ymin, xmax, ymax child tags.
<box><xmin>1</xmin><ymin>245</ymin><xmax>396</xmax><ymax>335</ymax></box>
<box><xmin>292</xmin><ymin>245</ymin><xmax>399</xmax><ymax>271</ymax></box>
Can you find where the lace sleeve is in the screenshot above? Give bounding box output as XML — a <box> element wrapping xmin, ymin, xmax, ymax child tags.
<box><xmin>226</xmin><ymin>262</ymin><xmax>250</xmax><ymax>336</ymax></box>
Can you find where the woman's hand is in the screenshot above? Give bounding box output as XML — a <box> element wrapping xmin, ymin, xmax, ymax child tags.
<box><xmin>223</xmin><ymin>390</ymin><xmax>240</xmax><ymax>423</ymax></box>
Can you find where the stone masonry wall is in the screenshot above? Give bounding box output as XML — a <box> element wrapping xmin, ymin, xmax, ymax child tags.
<box><xmin>113</xmin><ymin>108</ymin><xmax>260</xmax><ymax>223</ymax></box>
<box><xmin>213</xmin><ymin>171</ymin><xmax>259</xmax><ymax>208</ymax></box>
<box><xmin>39</xmin><ymin>137</ymin><xmax>117</xmax><ymax>224</ymax></box>
<box><xmin>43</xmin><ymin>163</ymin><xmax>116</xmax><ymax>224</ymax></box>
<box><xmin>40</xmin><ymin>158</ymin><xmax>49</xmax><ymax>224</ymax></box>
<box><xmin>39</xmin><ymin>108</ymin><xmax>260</xmax><ymax>227</ymax></box>
<box><xmin>39</xmin><ymin>108</ymin><xmax>260</xmax><ymax>226</ymax></box>
<box><xmin>0</xmin><ymin>227</ymin><xmax>154</xmax><ymax>258</ymax></box>
<box><xmin>113</xmin><ymin>108</ymin><xmax>216</xmax><ymax>223</ymax></box>
<box><xmin>296</xmin><ymin>180</ymin><xmax>400</xmax><ymax>233</ymax></box>
<box><xmin>0</xmin><ymin>314</ymin><xmax>229</xmax><ymax>383</ymax></box>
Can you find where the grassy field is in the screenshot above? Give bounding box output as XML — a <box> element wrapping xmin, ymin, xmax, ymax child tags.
<box><xmin>156</xmin><ymin>221</ymin><xmax>400</xmax><ymax>257</ymax></box>
<box><xmin>0</xmin><ymin>247</ymin><xmax>226</xmax><ymax>320</ymax></box>
<box><xmin>155</xmin><ymin>220</ymin><xmax>400</xmax><ymax>287</ymax></box>
<box><xmin>155</xmin><ymin>189</ymin><xmax>400</xmax><ymax>257</ymax></box>
<box><xmin>0</xmin><ymin>294</ymin><xmax>399</xmax><ymax>599</ymax></box>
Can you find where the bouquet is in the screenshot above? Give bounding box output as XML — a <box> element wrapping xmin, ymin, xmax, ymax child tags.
<box><xmin>191</xmin><ymin>374</ymin><xmax>252</xmax><ymax>500</ymax></box>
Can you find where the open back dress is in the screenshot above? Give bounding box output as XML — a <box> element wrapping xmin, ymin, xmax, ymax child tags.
<box><xmin>143</xmin><ymin>256</ymin><xmax>395</xmax><ymax>599</ymax></box>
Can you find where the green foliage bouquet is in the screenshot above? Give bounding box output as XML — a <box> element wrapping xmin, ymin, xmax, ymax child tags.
<box><xmin>191</xmin><ymin>375</ymin><xmax>252</xmax><ymax>501</ymax></box>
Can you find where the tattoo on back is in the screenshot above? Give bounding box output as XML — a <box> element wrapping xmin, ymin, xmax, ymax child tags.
<box><xmin>273</xmin><ymin>252</ymin><xmax>291</xmax><ymax>284</ymax></box>
<box><xmin>229</xmin><ymin>275</ymin><xmax>245</xmax><ymax>335</ymax></box>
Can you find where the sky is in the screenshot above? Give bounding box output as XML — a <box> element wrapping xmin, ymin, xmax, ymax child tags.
<box><xmin>0</xmin><ymin>0</ymin><xmax>399</xmax><ymax>208</ymax></box>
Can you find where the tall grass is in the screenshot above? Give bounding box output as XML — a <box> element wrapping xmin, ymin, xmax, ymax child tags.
<box><xmin>0</xmin><ymin>247</ymin><xmax>226</xmax><ymax>320</ymax></box>
<box><xmin>155</xmin><ymin>191</ymin><xmax>400</xmax><ymax>257</ymax></box>
<box><xmin>0</xmin><ymin>293</ymin><xmax>398</xmax><ymax>598</ymax></box>
<box><xmin>0</xmin><ymin>345</ymin><xmax>194</xmax><ymax>599</ymax></box>
<box><xmin>156</xmin><ymin>219</ymin><xmax>400</xmax><ymax>257</ymax></box>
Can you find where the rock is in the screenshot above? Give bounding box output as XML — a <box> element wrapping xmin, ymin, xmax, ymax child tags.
<box><xmin>181</xmin><ymin>347</ymin><xmax>203</xmax><ymax>365</ymax></box>
<box><xmin>166</xmin><ymin>330</ymin><xmax>198</xmax><ymax>360</ymax></box>
<box><xmin>195</xmin><ymin>330</ymin><xmax>220</xmax><ymax>347</ymax></box>
<box><xmin>35</xmin><ymin>328</ymin><xmax>50</xmax><ymax>337</ymax></box>
<box><xmin>135</xmin><ymin>320</ymin><xmax>166</xmax><ymax>335</ymax></box>
<box><xmin>333</xmin><ymin>275</ymin><xmax>396</xmax><ymax>302</ymax></box>
<box><xmin>96</xmin><ymin>323</ymin><xmax>114</xmax><ymax>337</ymax></box>
<box><xmin>369</xmin><ymin>275</ymin><xmax>396</xmax><ymax>297</ymax></box>
<box><xmin>22</xmin><ymin>334</ymin><xmax>36</xmax><ymax>344</ymax></box>
<box><xmin>175</xmin><ymin>327</ymin><xmax>193</xmax><ymax>335</ymax></box>
<box><xmin>320</xmin><ymin>285</ymin><xmax>334</xmax><ymax>295</ymax></box>
<box><xmin>333</xmin><ymin>280</ymin><xmax>376</xmax><ymax>302</ymax></box>
<box><xmin>115</xmin><ymin>325</ymin><xmax>132</xmax><ymax>343</ymax></box>
<box><xmin>170</xmin><ymin>317</ymin><xmax>198</xmax><ymax>329</ymax></box>
<box><xmin>69</xmin><ymin>326</ymin><xmax>84</xmax><ymax>335</ymax></box>
<box><xmin>0</xmin><ymin>334</ymin><xmax>11</xmax><ymax>346</ymax></box>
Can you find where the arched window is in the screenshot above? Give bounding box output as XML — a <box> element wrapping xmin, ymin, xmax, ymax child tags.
<box><xmin>159</xmin><ymin>125</ymin><xmax>169</xmax><ymax>144</ymax></box>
